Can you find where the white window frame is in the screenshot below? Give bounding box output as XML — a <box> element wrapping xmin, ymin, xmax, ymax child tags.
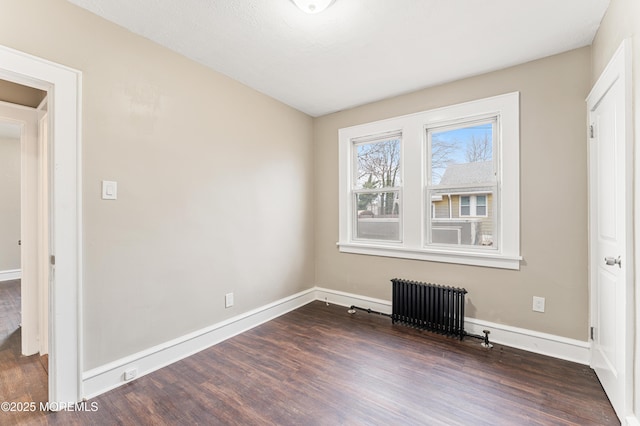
<box><xmin>338</xmin><ymin>92</ymin><xmax>521</xmax><ymax>270</ymax></box>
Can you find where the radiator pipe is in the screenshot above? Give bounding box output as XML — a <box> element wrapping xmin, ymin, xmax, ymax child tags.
<box><xmin>347</xmin><ymin>305</ymin><xmax>392</xmax><ymax>318</ymax></box>
<box><xmin>463</xmin><ymin>329</ymin><xmax>493</xmax><ymax>348</ymax></box>
<box><xmin>348</xmin><ymin>304</ymin><xmax>492</xmax><ymax>349</ymax></box>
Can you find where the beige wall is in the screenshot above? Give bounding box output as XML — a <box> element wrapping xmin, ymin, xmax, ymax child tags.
<box><xmin>0</xmin><ymin>0</ymin><xmax>615</xmax><ymax>374</ymax></box>
<box><xmin>0</xmin><ymin>0</ymin><xmax>315</xmax><ymax>369</ymax></box>
<box><xmin>315</xmin><ymin>47</ymin><xmax>591</xmax><ymax>340</ymax></box>
<box><xmin>591</xmin><ymin>0</ymin><xmax>640</xmax><ymax>416</ymax></box>
<box><xmin>0</xmin><ymin>135</ymin><xmax>20</xmax><ymax>271</ymax></box>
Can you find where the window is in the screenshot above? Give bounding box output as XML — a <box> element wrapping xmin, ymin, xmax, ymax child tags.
<box><xmin>460</xmin><ymin>196</ymin><xmax>471</xmax><ymax>216</ymax></box>
<box><xmin>476</xmin><ymin>195</ymin><xmax>487</xmax><ymax>216</ymax></box>
<box><xmin>353</xmin><ymin>133</ymin><xmax>402</xmax><ymax>242</ymax></box>
<box><xmin>428</xmin><ymin>120</ymin><xmax>495</xmax><ymax>248</ymax></box>
<box><xmin>338</xmin><ymin>92</ymin><xmax>521</xmax><ymax>269</ymax></box>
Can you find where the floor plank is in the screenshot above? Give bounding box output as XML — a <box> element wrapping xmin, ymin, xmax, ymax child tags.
<box><xmin>1</xmin><ymin>285</ymin><xmax>618</xmax><ymax>425</ymax></box>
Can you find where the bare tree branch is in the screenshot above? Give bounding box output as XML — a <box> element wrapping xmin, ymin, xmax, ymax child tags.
<box><xmin>465</xmin><ymin>133</ymin><xmax>492</xmax><ymax>162</ymax></box>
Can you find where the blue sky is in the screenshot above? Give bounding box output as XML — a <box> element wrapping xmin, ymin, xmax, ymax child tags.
<box><xmin>431</xmin><ymin>122</ymin><xmax>493</xmax><ymax>184</ymax></box>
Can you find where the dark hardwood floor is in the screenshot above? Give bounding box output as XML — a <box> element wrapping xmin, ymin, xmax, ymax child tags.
<box><xmin>1</xmin><ymin>280</ymin><xmax>49</xmax><ymax>425</ymax></box>
<box><xmin>1</xmin><ymin>279</ymin><xmax>618</xmax><ymax>425</ymax></box>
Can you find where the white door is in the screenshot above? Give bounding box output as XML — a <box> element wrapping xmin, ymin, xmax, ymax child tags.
<box><xmin>587</xmin><ymin>40</ymin><xmax>633</xmax><ymax>423</ymax></box>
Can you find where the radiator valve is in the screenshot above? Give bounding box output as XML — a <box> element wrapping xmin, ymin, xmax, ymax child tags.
<box><xmin>481</xmin><ymin>329</ymin><xmax>493</xmax><ymax>348</ymax></box>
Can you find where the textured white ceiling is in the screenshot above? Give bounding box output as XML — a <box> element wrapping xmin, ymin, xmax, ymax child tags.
<box><xmin>67</xmin><ymin>0</ymin><xmax>609</xmax><ymax>117</ymax></box>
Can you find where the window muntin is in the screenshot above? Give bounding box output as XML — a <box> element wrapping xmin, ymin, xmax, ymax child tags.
<box><xmin>352</xmin><ymin>134</ymin><xmax>401</xmax><ymax>242</ymax></box>
<box><xmin>426</xmin><ymin>120</ymin><xmax>497</xmax><ymax>249</ymax></box>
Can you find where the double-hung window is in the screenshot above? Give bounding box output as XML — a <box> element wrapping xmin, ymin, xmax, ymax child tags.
<box><xmin>338</xmin><ymin>92</ymin><xmax>521</xmax><ymax>269</ymax></box>
<box><xmin>353</xmin><ymin>133</ymin><xmax>402</xmax><ymax>242</ymax></box>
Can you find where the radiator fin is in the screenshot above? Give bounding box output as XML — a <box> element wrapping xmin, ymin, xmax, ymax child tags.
<box><xmin>391</xmin><ymin>278</ymin><xmax>467</xmax><ymax>339</ymax></box>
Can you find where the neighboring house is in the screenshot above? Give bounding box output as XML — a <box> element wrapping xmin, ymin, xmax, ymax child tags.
<box><xmin>431</xmin><ymin>161</ymin><xmax>494</xmax><ymax>246</ymax></box>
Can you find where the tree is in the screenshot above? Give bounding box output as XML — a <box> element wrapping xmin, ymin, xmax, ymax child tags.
<box><xmin>465</xmin><ymin>133</ymin><xmax>492</xmax><ymax>162</ymax></box>
<box><xmin>357</xmin><ymin>175</ymin><xmax>379</xmax><ymax>211</ymax></box>
<box><xmin>356</xmin><ymin>139</ymin><xmax>400</xmax><ymax>215</ymax></box>
<box><xmin>431</xmin><ymin>137</ymin><xmax>457</xmax><ymax>184</ymax></box>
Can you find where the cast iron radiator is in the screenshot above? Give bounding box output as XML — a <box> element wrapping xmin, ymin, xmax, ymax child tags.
<box><xmin>391</xmin><ymin>278</ymin><xmax>467</xmax><ymax>339</ymax></box>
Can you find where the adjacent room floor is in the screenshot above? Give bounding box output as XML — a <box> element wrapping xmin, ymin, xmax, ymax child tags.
<box><xmin>1</xmin><ymin>280</ymin><xmax>619</xmax><ymax>425</ymax></box>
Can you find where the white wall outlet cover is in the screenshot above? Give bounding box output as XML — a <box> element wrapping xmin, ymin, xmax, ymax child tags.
<box><xmin>225</xmin><ymin>293</ymin><xmax>234</xmax><ymax>308</ymax></box>
<box><xmin>124</xmin><ymin>368</ymin><xmax>137</xmax><ymax>381</ymax></box>
<box><xmin>102</xmin><ymin>180</ymin><xmax>117</xmax><ymax>200</ymax></box>
<box><xmin>532</xmin><ymin>296</ymin><xmax>545</xmax><ymax>313</ymax></box>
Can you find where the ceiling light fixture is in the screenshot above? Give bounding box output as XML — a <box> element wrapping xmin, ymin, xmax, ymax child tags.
<box><xmin>291</xmin><ymin>0</ymin><xmax>335</xmax><ymax>14</ymax></box>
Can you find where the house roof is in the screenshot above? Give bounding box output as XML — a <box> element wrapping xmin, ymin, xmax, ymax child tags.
<box><xmin>439</xmin><ymin>161</ymin><xmax>494</xmax><ymax>186</ymax></box>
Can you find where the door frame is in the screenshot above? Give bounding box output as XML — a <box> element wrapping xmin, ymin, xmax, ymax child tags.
<box><xmin>587</xmin><ymin>38</ymin><xmax>634</xmax><ymax>422</ymax></box>
<box><xmin>0</xmin><ymin>45</ymin><xmax>83</xmax><ymax>404</ymax></box>
<box><xmin>37</xmin><ymin>96</ymin><xmax>50</xmax><ymax>356</ymax></box>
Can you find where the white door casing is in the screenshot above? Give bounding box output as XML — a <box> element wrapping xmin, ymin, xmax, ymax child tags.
<box><xmin>37</xmin><ymin>97</ymin><xmax>50</xmax><ymax>356</ymax></box>
<box><xmin>587</xmin><ymin>39</ymin><xmax>633</xmax><ymax>423</ymax></box>
<box><xmin>0</xmin><ymin>45</ymin><xmax>82</xmax><ymax>404</ymax></box>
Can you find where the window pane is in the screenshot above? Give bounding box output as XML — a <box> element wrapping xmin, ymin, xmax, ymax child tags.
<box><xmin>476</xmin><ymin>195</ymin><xmax>487</xmax><ymax>216</ymax></box>
<box><xmin>427</xmin><ymin>120</ymin><xmax>497</xmax><ymax>249</ymax></box>
<box><xmin>355</xmin><ymin>137</ymin><xmax>401</xmax><ymax>190</ymax></box>
<box><xmin>460</xmin><ymin>196</ymin><xmax>470</xmax><ymax>216</ymax></box>
<box><xmin>429</xmin><ymin>191</ymin><xmax>495</xmax><ymax>247</ymax></box>
<box><xmin>431</xmin><ymin>123</ymin><xmax>494</xmax><ymax>186</ymax></box>
<box><xmin>355</xmin><ymin>192</ymin><xmax>400</xmax><ymax>241</ymax></box>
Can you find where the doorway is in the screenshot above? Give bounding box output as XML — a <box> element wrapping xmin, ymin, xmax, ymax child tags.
<box><xmin>0</xmin><ymin>85</ymin><xmax>49</xmax><ymax>405</ymax></box>
<box><xmin>0</xmin><ymin>44</ymin><xmax>82</xmax><ymax>404</ymax></box>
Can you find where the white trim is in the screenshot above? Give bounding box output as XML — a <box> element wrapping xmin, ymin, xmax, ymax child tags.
<box><xmin>81</xmin><ymin>286</ymin><xmax>591</xmax><ymax>401</ymax></box>
<box><xmin>82</xmin><ymin>288</ymin><xmax>317</xmax><ymax>399</ymax></box>
<box><xmin>0</xmin><ymin>44</ymin><xmax>83</xmax><ymax>405</ymax></box>
<box><xmin>338</xmin><ymin>92</ymin><xmax>520</xmax><ymax>270</ymax></box>
<box><xmin>338</xmin><ymin>242</ymin><xmax>521</xmax><ymax>270</ymax></box>
<box><xmin>315</xmin><ymin>287</ymin><xmax>393</xmax><ymax>313</ymax></box>
<box><xmin>464</xmin><ymin>318</ymin><xmax>590</xmax><ymax>365</ymax></box>
<box><xmin>316</xmin><ymin>287</ymin><xmax>590</xmax><ymax>364</ymax></box>
<box><xmin>626</xmin><ymin>416</ymin><xmax>640</xmax><ymax>426</ymax></box>
<box><xmin>0</xmin><ymin>269</ymin><xmax>21</xmax><ymax>282</ymax></box>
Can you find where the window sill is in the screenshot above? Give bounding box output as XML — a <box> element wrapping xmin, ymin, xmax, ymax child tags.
<box><xmin>337</xmin><ymin>242</ymin><xmax>522</xmax><ymax>270</ymax></box>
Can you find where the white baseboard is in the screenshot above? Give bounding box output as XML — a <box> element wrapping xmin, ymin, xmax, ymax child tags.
<box><xmin>82</xmin><ymin>285</ymin><xmax>591</xmax><ymax>400</ymax></box>
<box><xmin>464</xmin><ymin>318</ymin><xmax>590</xmax><ymax>365</ymax></box>
<box><xmin>315</xmin><ymin>287</ymin><xmax>392</xmax><ymax>314</ymax></box>
<box><xmin>82</xmin><ymin>287</ymin><xmax>317</xmax><ymax>399</ymax></box>
<box><xmin>626</xmin><ymin>415</ymin><xmax>640</xmax><ymax>426</ymax></box>
<box><xmin>316</xmin><ymin>287</ymin><xmax>591</xmax><ymax>365</ymax></box>
<box><xmin>0</xmin><ymin>269</ymin><xmax>21</xmax><ymax>282</ymax></box>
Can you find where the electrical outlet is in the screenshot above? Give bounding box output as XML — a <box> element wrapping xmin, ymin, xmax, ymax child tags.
<box><xmin>532</xmin><ymin>296</ymin><xmax>545</xmax><ymax>313</ymax></box>
<box><xmin>225</xmin><ymin>293</ymin><xmax>234</xmax><ymax>308</ymax></box>
<box><xmin>124</xmin><ymin>368</ymin><xmax>137</xmax><ymax>381</ymax></box>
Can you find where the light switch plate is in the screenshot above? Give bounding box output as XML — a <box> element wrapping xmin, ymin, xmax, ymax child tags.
<box><xmin>532</xmin><ymin>296</ymin><xmax>545</xmax><ymax>313</ymax></box>
<box><xmin>102</xmin><ymin>180</ymin><xmax>117</xmax><ymax>200</ymax></box>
